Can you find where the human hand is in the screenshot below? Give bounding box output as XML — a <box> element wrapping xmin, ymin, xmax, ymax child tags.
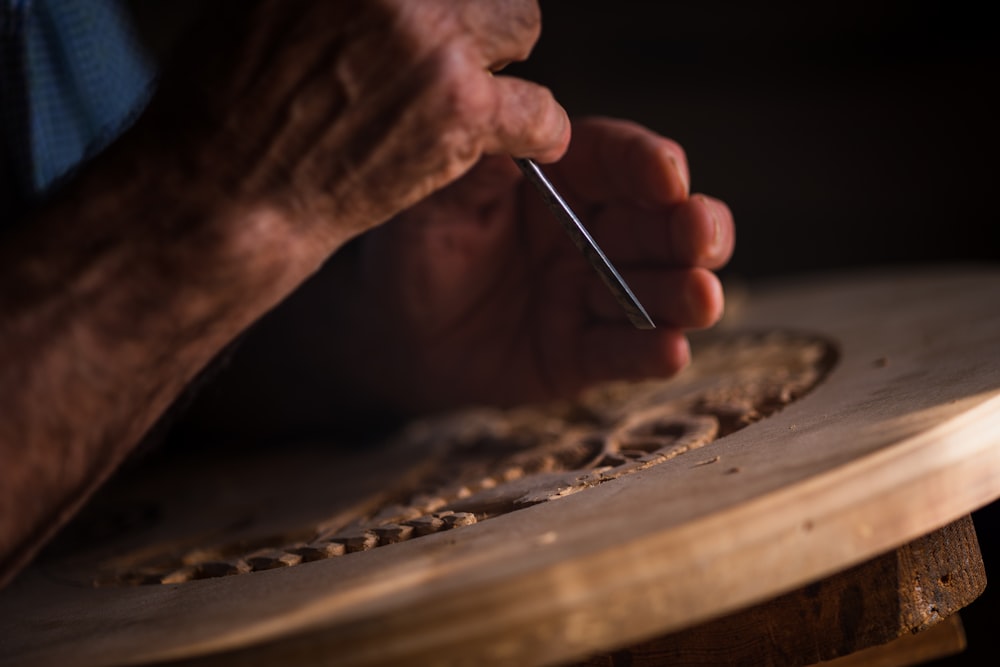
<box><xmin>187</xmin><ymin>118</ymin><xmax>734</xmax><ymax>436</ymax></box>
<box><xmin>148</xmin><ymin>0</ymin><xmax>568</xmax><ymax>251</ymax></box>
<box><xmin>0</xmin><ymin>0</ymin><xmax>569</xmax><ymax>582</ymax></box>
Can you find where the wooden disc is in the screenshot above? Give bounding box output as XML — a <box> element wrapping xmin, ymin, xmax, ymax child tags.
<box><xmin>579</xmin><ymin>514</ymin><xmax>984</xmax><ymax>666</ymax></box>
<box><xmin>1</xmin><ymin>265</ymin><xmax>998</xmax><ymax>667</ymax></box>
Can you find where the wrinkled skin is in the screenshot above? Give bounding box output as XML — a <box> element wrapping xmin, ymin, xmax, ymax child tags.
<box><xmin>0</xmin><ymin>0</ymin><xmax>732</xmax><ymax>584</ymax></box>
<box><xmin>151</xmin><ymin>0</ymin><xmax>571</xmax><ymax>246</ymax></box>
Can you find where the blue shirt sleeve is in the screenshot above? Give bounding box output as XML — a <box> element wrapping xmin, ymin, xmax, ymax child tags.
<box><xmin>0</xmin><ymin>0</ymin><xmax>155</xmax><ymax>222</ymax></box>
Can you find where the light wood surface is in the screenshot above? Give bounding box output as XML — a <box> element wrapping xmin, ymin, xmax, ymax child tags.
<box><xmin>1</xmin><ymin>264</ymin><xmax>998</xmax><ymax>667</ymax></box>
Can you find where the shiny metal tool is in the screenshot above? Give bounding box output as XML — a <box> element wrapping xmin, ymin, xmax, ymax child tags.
<box><xmin>514</xmin><ymin>157</ymin><xmax>655</xmax><ymax>330</ymax></box>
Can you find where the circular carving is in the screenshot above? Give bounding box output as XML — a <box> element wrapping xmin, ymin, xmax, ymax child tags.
<box><xmin>7</xmin><ymin>268</ymin><xmax>999</xmax><ymax>667</ymax></box>
<box><xmin>78</xmin><ymin>330</ymin><xmax>837</xmax><ymax>587</ymax></box>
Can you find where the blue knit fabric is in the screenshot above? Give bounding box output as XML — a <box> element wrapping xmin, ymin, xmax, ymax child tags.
<box><xmin>0</xmin><ymin>0</ymin><xmax>154</xmax><ymax>221</ymax></box>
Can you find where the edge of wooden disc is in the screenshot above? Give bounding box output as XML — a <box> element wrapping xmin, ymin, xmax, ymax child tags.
<box><xmin>1</xmin><ymin>264</ymin><xmax>998</xmax><ymax>667</ymax></box>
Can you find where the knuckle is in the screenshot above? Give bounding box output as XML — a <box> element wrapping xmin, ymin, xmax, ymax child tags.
<box><xmin>409</xmin><ymin>48</ymin><xmax>494</xmax><ymax>169</ymax></box>
<box><xmin>506</xmin><ymin>2</ymin><xmax>542</xmax><ymax>60</ymax></box>
<box><xmin>427</xmin><ymin>47</ymin><xmax>495</xmax><ymax>124</ymax></box>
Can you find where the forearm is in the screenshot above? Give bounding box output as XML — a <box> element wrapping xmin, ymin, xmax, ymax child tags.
<box><xmin>0</xmin><ymin>114</ymin><xmax>338</xmax><ymax>584</ymax></box>
<box><xmin>0</xmin><ymin>0</ymin><xmax>569</xmax><ymax>585</ymax></box>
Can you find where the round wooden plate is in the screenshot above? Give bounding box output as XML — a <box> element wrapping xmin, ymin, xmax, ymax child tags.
<box><xmin>1</xmin><ymin>265</ymin><xmax>998</xmax><ymax>667</ymax></box>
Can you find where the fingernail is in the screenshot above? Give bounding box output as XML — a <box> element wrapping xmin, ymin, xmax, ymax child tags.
<box><xmin>710</xmin><ymin>201</ymin><xmax>723</xmax><ymax>253</ymax></box>
<box><xmin>669</xmin><ymin>156</ymin><xmax>689</xmax><ymax>197</ymax></box>
<box><xmin>702</xmin><ymin>197</ymin><xmax>726</xmax><ymax>259</ymax></box>
<box><xmin>677</xmin><ymin>335</ymin><xmax>692</xmax><ymax>372</ymax></box>
<box><xmin>545</xmin><ymin>104</ymin><xmax>571</xmax><ymax>161</ymax></box>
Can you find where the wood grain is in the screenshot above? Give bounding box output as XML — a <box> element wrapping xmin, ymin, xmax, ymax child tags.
<box><xmin>578</xmin><ymin>515</ymin><xmax>984</xmax><ymax>666</ymax></box>
<box><xmin>811</xmin><ymin>613</ymin><xmax>967</xmax><ymax>667</ymax></box>
<box><xmin>0</xmin><ymin>265</ymin><xmax>998</xmax><ymax>667</ymax></box>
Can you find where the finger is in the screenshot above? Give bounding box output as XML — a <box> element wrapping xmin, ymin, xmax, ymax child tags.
<box><xmin>582</xmin><ymin>327</ymin><xmax>691</xmax><ymax>385</ymax></box>
<box><xmin>588</xmin><ymin>194</ymin><xmax>735</xmax><ymax>269</ymax></box>
<box><xmin>551</xmin><ymin>117</ymin><xmax>689</xmax><ymax>208</ymax></box>
<box><xmin>483</xmin><ymin>75</ymin><xmax>570</xmax><ymax>162</ymax></box>
<box><xmin>587</xmin><ymin>268</ymin><xmax>724</xmax><ymax>329</ymax></box>
<box><xmin>457</xmin><ymin>0</ymin><xmax>542</xmax><ymax>70</ymax></box>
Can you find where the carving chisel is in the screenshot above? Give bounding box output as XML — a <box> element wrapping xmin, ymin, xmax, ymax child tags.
<box><xmin>514</xmin><ymin>157</ymin><xmax>655</xmax><ymax>330</ymax></box>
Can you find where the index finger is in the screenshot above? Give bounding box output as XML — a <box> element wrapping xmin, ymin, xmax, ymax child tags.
<box><xmin>549</xmin><ymin>117</ymin><xmax>690</xmax><ymax>209</ymax></box>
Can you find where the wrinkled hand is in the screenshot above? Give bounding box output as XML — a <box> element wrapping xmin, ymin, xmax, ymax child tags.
<box><xmin>187</xmin><ymin>118</ymin><xmax>734</xmax><ymax>437</ymax></box>
<box><xmin>151</xmin><ymin>0</ymin><xmax>568</xmax><ymax>248</ymax></box>
<box><xmin>0</xmin><ymin>0</ymin><xmax>572</xmax><ymax>585</ymax></box>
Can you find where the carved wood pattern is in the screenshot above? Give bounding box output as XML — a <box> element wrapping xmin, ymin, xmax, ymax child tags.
<box><xmin>94</xmin><ymin>330</ymin><xmax>838</xmax><ymax>586</ymax></box>
<box><xmin>6</xmin><ymin>268</ymin><xmax>999</xmax><ymax>667</ymax></box>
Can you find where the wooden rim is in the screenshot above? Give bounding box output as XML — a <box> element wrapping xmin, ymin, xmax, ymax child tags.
<box><xmin>1</xmin><ymin>265</ymin><xmax>998</xmax><ymax>667</ymax></box>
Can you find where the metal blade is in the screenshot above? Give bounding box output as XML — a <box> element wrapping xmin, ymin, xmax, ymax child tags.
<box><xmin>514</xmin><ymin>157</ymin><xmax>655</xmax><ymax>330</ymax></box>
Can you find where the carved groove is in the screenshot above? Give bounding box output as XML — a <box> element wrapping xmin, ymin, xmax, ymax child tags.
<box><xmin>98</xmin><ymin>330</ymin><xmax>838</xmax><ymax>586</ymax></box>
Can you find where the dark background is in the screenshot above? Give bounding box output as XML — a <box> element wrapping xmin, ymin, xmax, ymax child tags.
<box><xmin>511</xmin><ymin>1</ymin><xmax>997</xmax><ymax>664</ymax></box>
<box><xmin>512</xmin><ymin>0</ymin><xmax>997</xmax><ymax>280</ymax></box>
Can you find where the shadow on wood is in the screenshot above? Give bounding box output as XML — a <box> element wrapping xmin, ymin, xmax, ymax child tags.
<box><xmin>581</xmin><ymin>517</ymin><xmax>984</xmax><ymax>666</ymax></box>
